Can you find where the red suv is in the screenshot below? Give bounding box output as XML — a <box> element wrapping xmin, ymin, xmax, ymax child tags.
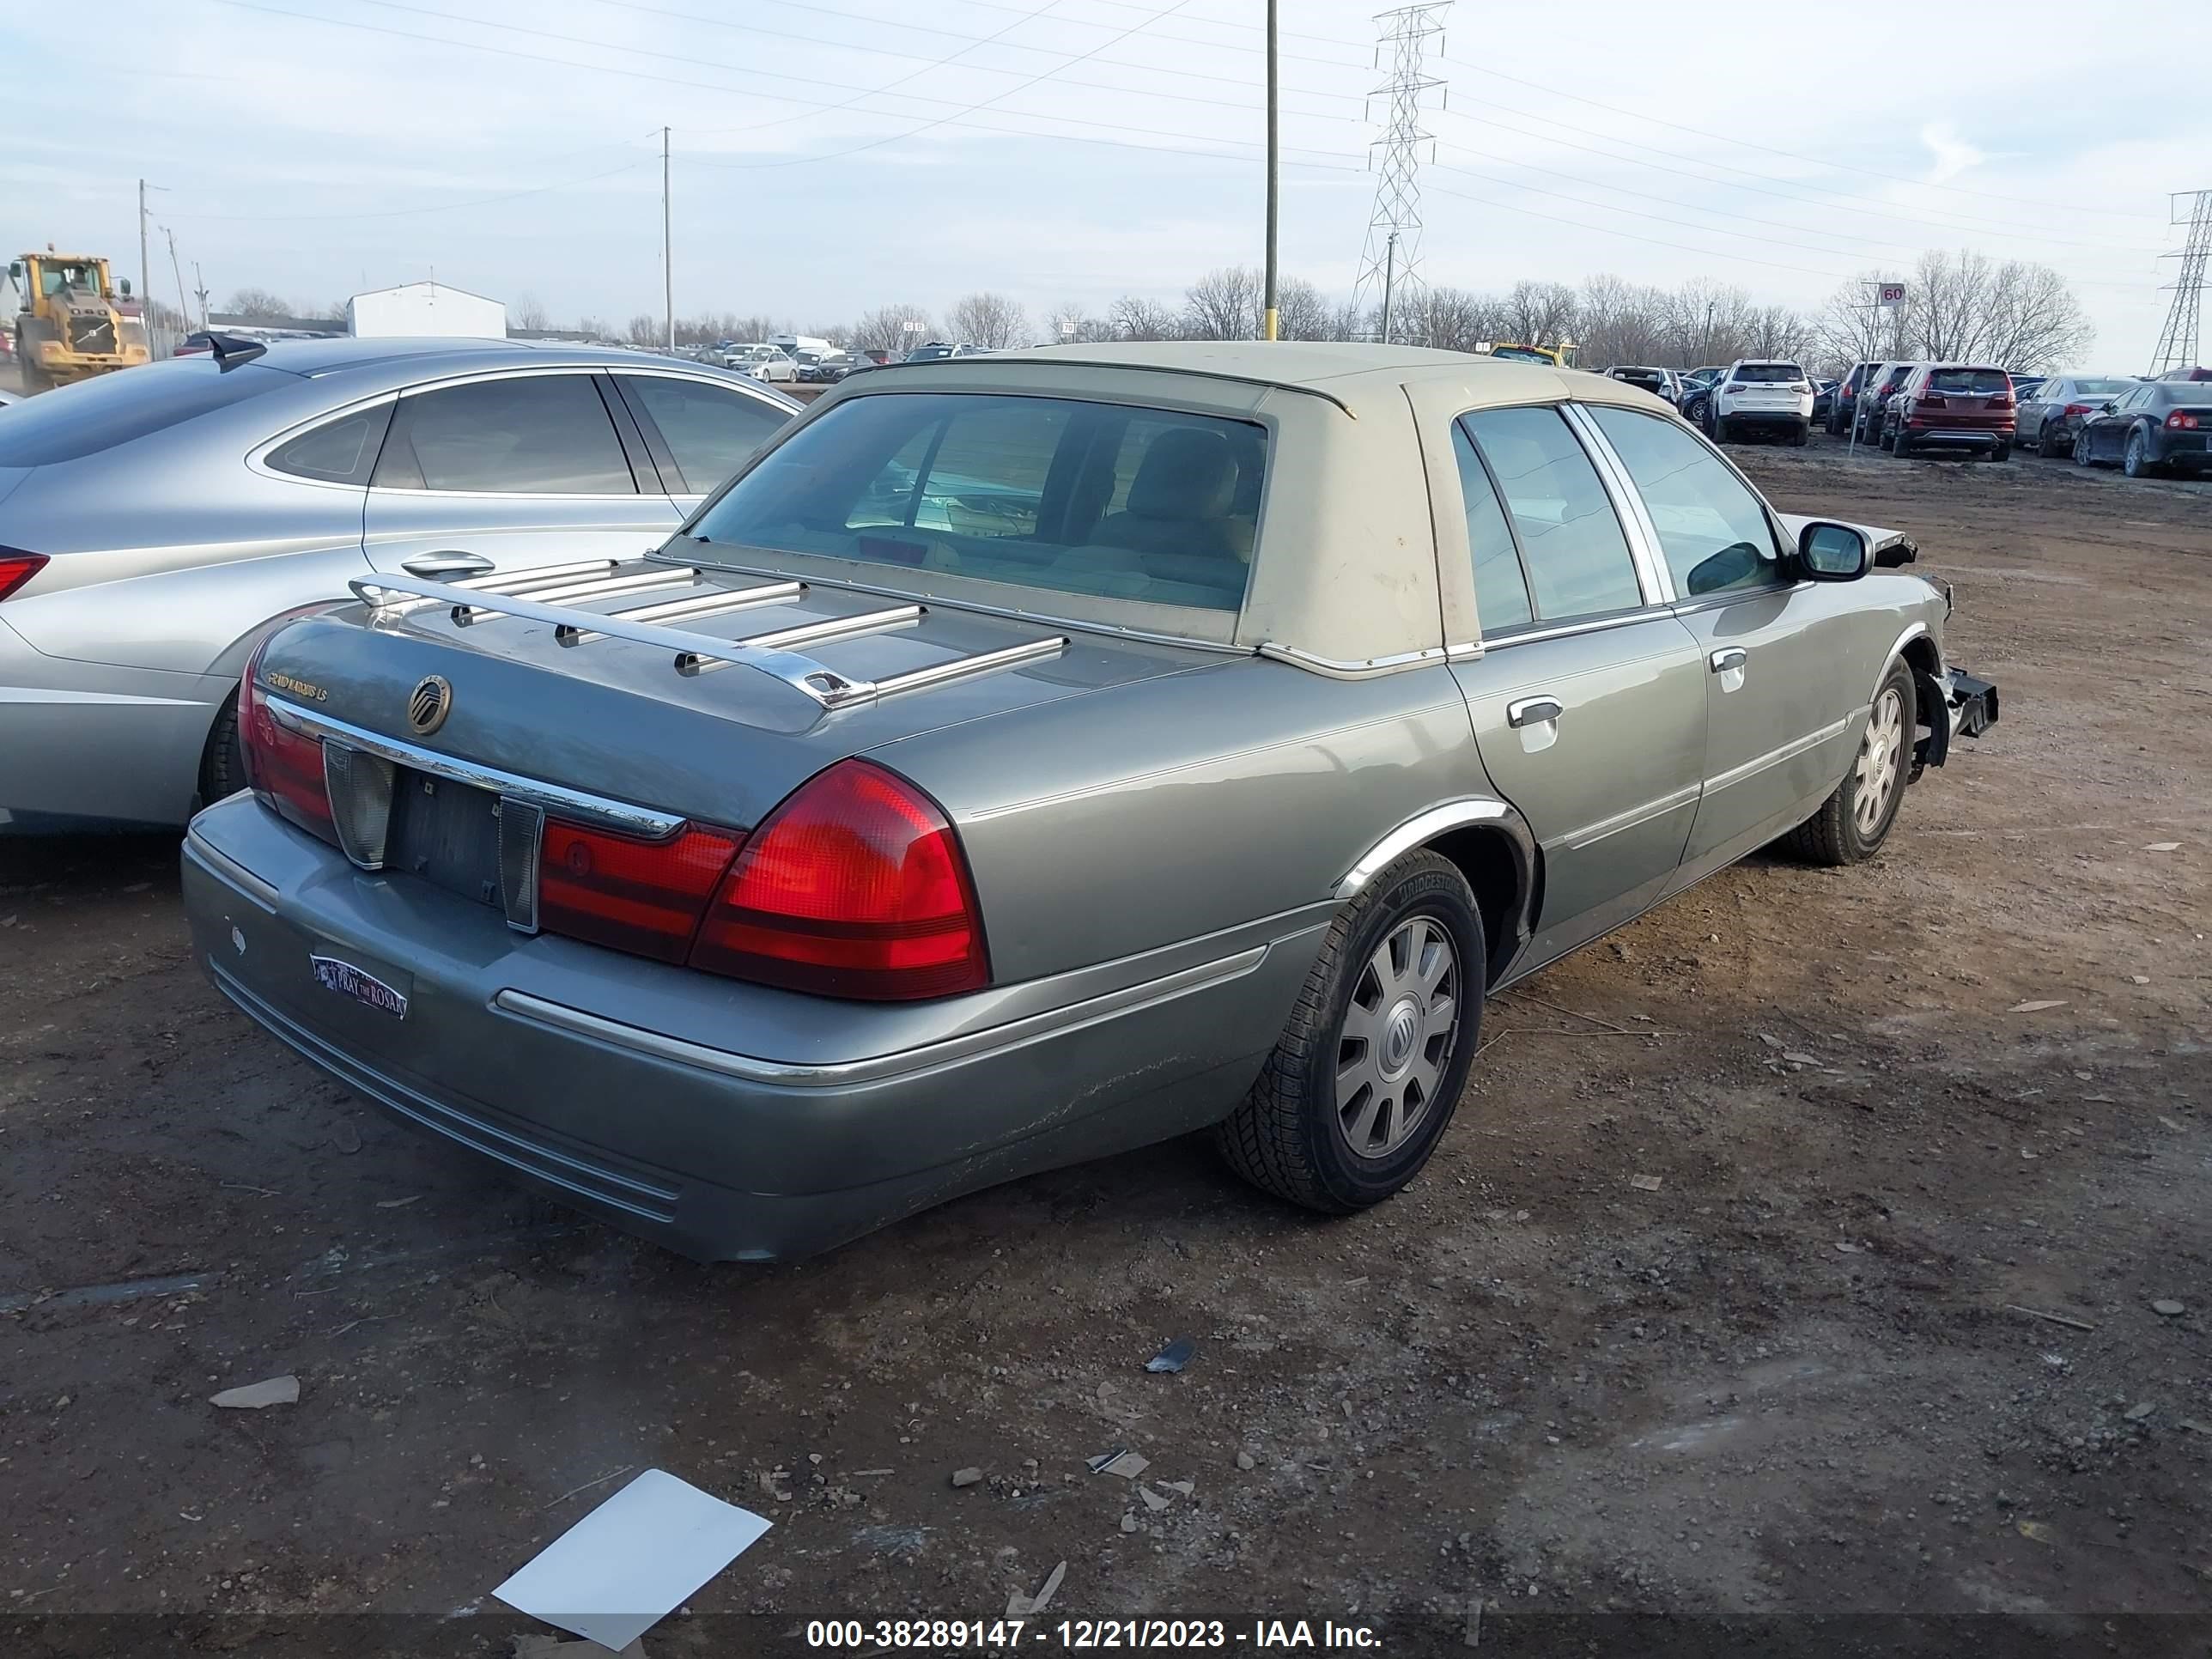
<box><xmin>1885</xmin><ymin>364</ymin><xmax>2015</xmax><ymax>462</ymax></box>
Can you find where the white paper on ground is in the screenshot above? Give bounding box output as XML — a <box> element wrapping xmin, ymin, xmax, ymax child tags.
<box><xmin>492</xmin><ymin>1468</ymin><xmax>772</xmax><ymax>1651</ymax></box>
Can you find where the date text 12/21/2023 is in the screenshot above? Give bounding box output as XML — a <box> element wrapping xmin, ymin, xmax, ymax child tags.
<box><xmin>804</xmin><ymin>1618</ymin><xmax>1382</xmax><ymax>1648</ymax></box>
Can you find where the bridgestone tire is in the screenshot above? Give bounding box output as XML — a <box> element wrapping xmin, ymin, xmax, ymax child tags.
<box><xmin>1782</xmin><ymin>658</ymin><xmax>1917</xmax><ymax>866</ymax></box>
<box><xmin>1216</xmin><ymin>850</ymin><xmax>1485</xmax><ymax>1214</ymax></box>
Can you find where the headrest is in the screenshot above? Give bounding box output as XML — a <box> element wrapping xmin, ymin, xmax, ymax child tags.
<box><xmin>1126</xmin><ymin>428</ymin><xmax>1237</xmax><ymax>520</ymax></box>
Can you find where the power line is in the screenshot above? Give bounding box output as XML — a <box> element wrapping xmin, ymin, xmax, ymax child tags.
<box><xmin>1425</xmin><ymin>180</ymin><xmax>1854</xmax><ymax>279</ymax></box>
<box><xmin>1438</xmin><ymin>56</ymin><xmax>2165</xmax><ymax>223</ymax></box>
<box><xmin>568</xmin><ymin>0</ymin><xmax>1365</xmax><ymax>111</ymax></box>
<box><xmin>163</xmin><ymin>153</ymin><xmax>656</xmax><ymax>222</ymax></box>
<box><xmin>2149</xmin><ymin>189</ymin><xmax>2211</xmax><ymax>374</ymax></box>
<box><xmin>1431</xmin><ymin>104</ymin><xmax>2166</xmax><ymax>252</ymax></box>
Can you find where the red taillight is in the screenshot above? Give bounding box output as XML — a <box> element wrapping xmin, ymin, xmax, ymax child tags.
<box><xmin>0</xmin><ymin>551</ymin><xmax>48</xmax><ymax>602</ymax></box>
<box><xmin>1917</xmin><ymin>394</ymin><xmax>1948</xmax><ymax>410</ymax></box>
<box><xmin>239</xmin><ymin>641</ymin><xmax>335</xmax><ymax>838</ymax></box>
<box><xmin>538</xmin><ymin>819</ymin><xmax>742</xmax><ymax>963</ymax></box>
<box><xmin>2168</xmin><ymin>410</ymin><xmax>2202</xmax><ymax>429</ymax></box>
<box><xmin>1989</xmin><ymin>392</ymin><xmax>2014</xmax><ymax>409</ymax></box>
<box><xmin>690</xmin><ymin>759</ymin><xmax>988</xmax><ymax>1000</ymax></box>
<box><xmin>2063</xmin><ymin>402</ymin><xmax>2091</xmax><ymax>417</ymax></box>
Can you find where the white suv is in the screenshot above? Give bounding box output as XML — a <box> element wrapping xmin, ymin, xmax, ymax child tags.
<box><xmin>1707</xmin><ymin>360</ymin><xmax>1814</xmax><ymax>446</ymax></box>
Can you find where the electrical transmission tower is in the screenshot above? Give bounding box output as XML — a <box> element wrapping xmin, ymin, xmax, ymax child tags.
<box><xmin>1351</xmin><ymin>3</ymin><xmax>1450</xmax><ymax>344</ymax></box>
<box><xmin>2149</xmin><ymin>188</ymin><xmax>2211</xmax><ymax>375</ymax></box>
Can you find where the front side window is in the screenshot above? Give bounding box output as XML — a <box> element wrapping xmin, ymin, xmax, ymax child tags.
<box><xmin>1458</xmin><ymin>406</ymin><xmax>1642</xmax><ymax>621</ymax></box>
<box><xmin>618</xmin><ymin>376</ymin><xmax>787</xmax><ymax>492</ymax></box>
<box><xmin>690</xmin><ymin>392</ymin><xmax>1265</xmax><ymax>612</ymax></box>
<box><xmin>1586</xmin><ymin>405</ymin><xmax>1783</xmax><ymax>599</ymax></box>
<box><xmin>372</xmin><ymin>374</ymin><xmax>635</xmax><ymax>494</ymax></box>
<box><xmin>1450</xmin><ymin>422</ymin><xmax>1534</xmax><ymax>634</ymax></box>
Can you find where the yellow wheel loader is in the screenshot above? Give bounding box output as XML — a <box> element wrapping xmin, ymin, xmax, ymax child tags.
<box><xmin>9</xmin><ymin>251</ymin><xmax>152</xmax><ymax>391</ymax></box>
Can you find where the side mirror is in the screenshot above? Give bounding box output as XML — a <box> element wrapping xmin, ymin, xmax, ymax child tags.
<box><xmin>1797</xmin><ymin>522</ymin><xmax>1869</xmax><ymax>581</ymax></box>
<box><xmin>6</xmin><ymin>261</ymin><xmax>20</xmax><ymax>282</ymax></box>
<box><xmin>119</xmin><ymin>277</ymin><xmax>132</xmax><ymax>297</ymax></box>
<box><xmin>2100</xmin><ymin>402</ymin><xmax>2116</xmax><ymax>414</ymax></box>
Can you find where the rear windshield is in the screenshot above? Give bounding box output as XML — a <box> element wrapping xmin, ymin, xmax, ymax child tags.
<box><xmin>0</xmin><ymin>359</ymin><xmax>290</xmax><ymax>466</ymax></box>
<box><xmin>1732</xmin><ymin>364</ymin><xmax>1803</xmax><ymax>383</ymax></box>
<box><xmin>2072</xmin><ymin>379</ymin><xmax>2135</xmax><ymax>397</ymax></box>
<box><xmin>1488</xmin><ymin>346</ymin><xmax>1553</xmax><ymax>364</ymax></box>
<box><xmin>690</xmin><ymin>392</ymin><xmax>1266</xmax><ymax>613</ymax></box>
<box><xmin>1927</xmin><ymin>368</ymin><xmax>2009</xmax><ymax>395</ymax></box>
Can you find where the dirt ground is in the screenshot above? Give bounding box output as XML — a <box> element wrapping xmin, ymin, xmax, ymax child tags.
<box><xmin>3</xmin><ymin>434</ymin><xmax>2209</xmax><ymax>1657</ymax></box>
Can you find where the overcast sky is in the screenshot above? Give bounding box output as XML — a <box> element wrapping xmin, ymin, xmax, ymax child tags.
<box><xmin>7</xmin><ymin>0</ymin><xmax>2206</xmax><ymax>368</ymax></box>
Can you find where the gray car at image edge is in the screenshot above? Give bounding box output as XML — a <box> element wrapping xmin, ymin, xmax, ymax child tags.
<box><xmin>0</xmin><ymin>338</ymin><xmax>796</xmax><ymax>833</ymax></box>
<box><xmin>177</xmin><ymin>342</ymin><xmax>2000</xmax><ymax>1262</ymax></box>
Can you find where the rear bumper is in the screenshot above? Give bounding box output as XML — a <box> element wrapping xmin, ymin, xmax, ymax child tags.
<box><xmin>1903</xmin><ymin>425</ymin><xmax>2012</xmax><ymax>449</ymax></box>
<box><xmin>0</xmin><ymin>618</ymin><xmax>225</xmax><ymax>832</ymax></box>
<box><xmin>180</xmin><ymin>794</ymin><xmax>1313</xmax><ymax>1261</ymax></box>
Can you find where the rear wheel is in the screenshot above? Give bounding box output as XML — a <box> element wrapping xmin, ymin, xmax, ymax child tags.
<box><xmin>1782</xmin><ymin>659</ymin><xmax>1915</xmax><ymax>866</ymax></box>
<box><xmin>2074</xmin><ymin>428</ymin><xmax>2095</xmax><ymax>467</ymax></box>
<box><xmin>1990</xmin><ymin>440</ymin><xmax>2011</xmax><ymax>463</ymax></box>
<box><xmin>1217</xmin><ymin>850</ymin><xmax>1483</xmax><ymax>1214</ymax></box>
<box><xmin>2040</xmin><ymin>418</ymin><xmax>2067</xmax><ymax>458</ymax></box>
<box><xmin>1891</xmin><ymin>430</ymin><xmax>1913</xmax><ymax>459</ymax></box>
<box><xmin>2124</xmin><ymin>429</ymin><xmax>2157</xmax><ymax>478</ymax></box>
<box><xmin>198</xmin><ymin>692</ymin><xmax>246</xmax><ymax>807</ymax></box>
<box><xmin>1791</xmin><ymin>421</ymin><xmax>1810</xmax><ymax>447</ymax></box>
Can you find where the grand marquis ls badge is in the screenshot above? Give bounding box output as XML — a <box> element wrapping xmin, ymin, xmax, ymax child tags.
<box><xmin>406</xmin><ymin>674</ymin><xmax>453</xmax><ymax>736</ymax></box>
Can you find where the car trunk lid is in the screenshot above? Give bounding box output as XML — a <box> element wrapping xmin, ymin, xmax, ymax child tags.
<box><xmin>255</xmin><ymin>556</ymin><xmax>1218</xmax><ymax>912</ymax></box>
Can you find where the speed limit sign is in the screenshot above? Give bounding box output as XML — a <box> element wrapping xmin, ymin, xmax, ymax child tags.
<box><xmin>1876</xmin><ymin>282</ymin><xmax>1906</xmax><ymax>308</ymax></box>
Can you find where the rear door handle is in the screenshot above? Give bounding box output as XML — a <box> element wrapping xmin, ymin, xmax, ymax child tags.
<box><xmin>1506</xmin><ymin>696</ymin><xmax>1563</xmax><ymax>728</ymax></box>
<box><xmin>401</xmin><ymin>550</ymin><xmax>495</xmax><ymax>580</ymax></box>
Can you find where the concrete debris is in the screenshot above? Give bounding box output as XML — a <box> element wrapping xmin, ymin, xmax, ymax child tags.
<box><xmin>1089</xmin><ymin>1450</ymin><xmax>1150</xmax><ymax>1480</ymax></box>
<box><xmin>1119</xmin><ymin>1512</ymin><xmax>1139</xmax><ymax>1534</ymax></box>
<box><xmin>1139</xmin><ymin>1484</ymin><xmax>1169</xmax><ymax>1513</ymax></box>
<box><xmin>1161</xmin><ymin>1480</ymin><xmax>1194</xmax><ymax>1497</ymax></box>
<box><xmin>1628</xmin><ymin>1174</ymin><xmax>1662</xmax><ymax>1193</ymax></box>
<box><xmin>210</xmin><ymin>1375</ymin><xmax>300</xmax><ymax>1409</ymax></box>
<box><xmin>1006</xmin><ymin>1560</ymin><xmax>1066</xmax><ymax>1620</ymax></box>
<box><xmin>2124</xmin><ymin>1402</ymin><xmax>2155</xmax><ymax>1421</ymax></box>
<box><xmin>2008</xmin><ymin>1000</ymin><xmax>2067</xmax><ymax>1013</ymax></box>
<box><xmin>2142</xmin><ymin>842</ymin><xmax>2182</xmax><ymax>853</ymax></box>
<box><xmin>951</xmin><ymin>1468</ymin><xmax>982</xmax><ymax>1488</ymax></box>
<box><xmin>2152</xmin><ymin>1300</ymin><xmax>2185</xmax><ymax>1318</ymax></box>
<box><xmin>1236</xmin><ymin>1451</ymin><xmax>1256</xmax><ymax>1472</ymax></box>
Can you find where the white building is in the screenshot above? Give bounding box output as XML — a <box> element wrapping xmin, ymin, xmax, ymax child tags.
<box><xmin>346</xmin><ymin>281</ymin><xmax>506</xmax><ymax>340</ymax></box>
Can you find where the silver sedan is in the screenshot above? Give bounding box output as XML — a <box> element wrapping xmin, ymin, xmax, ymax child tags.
<box><xmin>0</xmin><ymin>338</ymin><xmax>796</xmax><ymax>833</ymax></box>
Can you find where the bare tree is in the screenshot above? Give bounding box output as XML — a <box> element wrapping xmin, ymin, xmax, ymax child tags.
<box><xmin>851</xmin><ymin>305</ymin><xmax>931</xmax><ymax>353</ymax></box>
<box><xmin>948</xmin><ymin>291</ymin><xmax>1029</xmax><ymax>349</ymax></box>
<box><xmin>575</xmin><ymin>316</ymin><xmax>611</xmax><ymax>342</ymax></box>
<box><xmin>1107</xmin><ymin>295</ymin><xmax>1178</xmax><ymax>341</ymax></box>
<box><xmin>1399</xmin><ymin>285</ymin><xmax>1502</xmax><ymax>353</ymax></box>
<box><xmin>625</xmin><ymin>313</ymin><xmax>660</xmax><ymax>347</ymax></box>
<box><xmin>1503</xmin><ymin>280</ymin><xmax>1578</xmax><ymax>351</ymax></box>
<box><xmin>1273</xmin><ymin>276</ymin><xmax>1340</xmax><ymax>341</ymax></box>
<box><xmin>1903</xmin><ymin>249</ymin><xmax>2092</xmax><ymax>371</ymax></box>
<box><xmin>224</xmin><ymin>287</ymin><xmax>293</xmax><ymax>321</ymax></box>
<box><xmin>514</xmin><ymin>293</ymin><xmax>550</xmax><ymax>331</ymax></box>
<box><xmin>806</xmin><ymin>320</ymin><xmax>851</xmax><ymax>348</ymax></box>
<box><xmin>1811</xmin><ymin>273</ymin><xmax>1914</xmax><ymax>370</ymax></box>
<box><xmin>1183</xmin><ymin>266</ymin><xmax>1262</xmax><ymax>340</ymax></box>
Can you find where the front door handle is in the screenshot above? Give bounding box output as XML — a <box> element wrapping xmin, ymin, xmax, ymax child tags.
<box><xmin>1506</xmin><ymin>696</ymin><xmax>1564</xmax><ymax>728</ymax></box>
<box><xmin>1709</xmin><ymin>647</ymin><xmax>1748</xmax><ymax>673</ymax></box>
<box><xmin>401</xmin><ymin>550</ymin><xmax>495</xmax><ymax>580</ymax></box>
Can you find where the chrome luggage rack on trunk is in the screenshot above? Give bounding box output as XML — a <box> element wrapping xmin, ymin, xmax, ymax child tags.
<box><xmin>349</xmin><ymin>560</ymin><xmax>1066</xmax><ymax>712</ymax></box>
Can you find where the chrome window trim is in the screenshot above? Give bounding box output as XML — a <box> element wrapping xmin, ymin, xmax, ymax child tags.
<box><xmin>1259</xmin><ymin>642</ymin><xmax>1459</xmax><ymax>678</ymax></box>
<box><xmin>1469</xmin><ymin>608</ymin><xmax>1667</xmax><ymax>652</ymax></box>
<box><xmin>491</xmin><ymin>945</ymin><xmax>1270</xmax><ymax>1089</ymax></box>
<box><xmin>263</xmin><ymin>695</ymin><xmax>686</xmax><ymax>839</ymax></box>
<box><xmin>1576</xmin><ymin>400</ymin><xmax>1794</xmax><ymax>599</ymax></box>
<box><xmin>1666</xmin><ymin>580</ymin><xmax>1815</xmax><ymax>620</ymax></box>
<box><xmin>1335</xmin><ymin>798</ymin><xmax>1536</xmax><ymax>901</ymax></box>
<box><xmin>1559</xmin><ymin>401</ymin><xmax>1674</xmax><ymax>605</ymax></box>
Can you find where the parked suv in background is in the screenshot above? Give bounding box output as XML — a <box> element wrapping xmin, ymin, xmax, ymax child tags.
<box><xmin>1827</xmin><ymin>362</ymin><xmax>1881</xmax><ymax>436</ymax></box>
<box><xmin>2018</xmin><ymin>374</ymin><xmax>2141</xmax><ymax>458</ymax></box>
<box><xmin>1854</xmin><ymin>362</ymin><xmax>1919</xmax><ymax>445</ymax></box>
<box><xmin>1708</xmin><ymin>360</ymin><xmax>1813</xmax><ymax>444</ymax></box>
<box><xmin>1884</xmin><ymin>364</ymin><xmax>2015</xmax><ymax>461</ymax></box>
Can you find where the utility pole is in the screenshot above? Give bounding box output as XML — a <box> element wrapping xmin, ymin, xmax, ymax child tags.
<box><xmin>1379</xmin><ymin>231</ymin><xmax>1399</xmax><ymax>344</ymax></box>
<box><xmin>1351</xmin><ymin>3</ymin><xmax>1449</xmax><ymax>343</ymax></box>
<box><xmin>137</xmin><ymin>179</ymin><xmax>151</xmax><ymax>325</ymax></box>
<box><xmin>1261</xmin><ymin>0</ymin><xmax>1279</xmax><ymax>341</ymax></box>
<box><xmin>2148</xmin><ymin>188</ymin><xmax>2211</xmax><ymax>376</ymax></box>
<box><xmin>192</xmin><ymin>261</ymin><xmax>210</xmax><ymax>331</ymax></box>
<box><xmin>163</xmin><ymin>228</ymin><xmax>189</xmax><ymax>329</ymax></box>
<box><xmin>662</xmin><ymin>126</ymin><xmax>675</xmax><ymax>352</ymax></box>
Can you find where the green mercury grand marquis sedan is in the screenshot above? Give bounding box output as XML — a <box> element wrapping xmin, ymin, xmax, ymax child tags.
<box><xmin>180</xmin><ymin>342</ymin><xmax>1998</xmax><ymax>1261</ymax></box>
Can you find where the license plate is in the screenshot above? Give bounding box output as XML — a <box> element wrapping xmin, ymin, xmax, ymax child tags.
<box><xmin>310</xmin><ymin>954</ymin><xmax>410</xmax><ymax>1018</ymax></box>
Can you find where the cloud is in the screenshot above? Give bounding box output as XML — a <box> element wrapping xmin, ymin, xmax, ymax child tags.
<box><xmin>1919</xmin><ymin>124</ymin><xmax>1989</xmax><ymax>185</ymax></box>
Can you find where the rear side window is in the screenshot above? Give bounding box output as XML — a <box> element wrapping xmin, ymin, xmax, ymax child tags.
<box><xmin>617</xmin><ymin>376</ymin><xmax>787</xmax><ymax>492</ymax></box>
<box><xmin>2072</xmin><ymin>379</ymin><xmax>2134</xmax><ymax>398</ymax></box>
<box><xmin>265</xmin><ymin>404</ymin><xmax>393</xmax><ymax>485</ymax></box>
<box><xmin>690</xmin><ymin>392</ymin><xmax>1265</xmax><ymax>613</ymax></box>
<box><xmin>1927</xmin><ymin>368</ymin><xmax>2009</xmax><ymax>395</ymax></box>
<box><xmin>0</xmin><ymin>360</ymin><xmax>289</xmax><ymax>466</ymax></box>
<box><xmin>1732</xmin><ymin>363</ymin><xmax>1803</xmax><ymax>383</ymax></box>
<box><xmin>1458</xmin><ymin>407</ymin><xmax>1642</xmax><ymax>622</ymax></box>
<box><xmin>372</xmin><ymin>374</ymin><xmax>635</xmax><ymax>494</ymax></box>
<box><xmin>1450</xmin><ymin>423</ymin><xmax>1534</xmax><ymax>634</ymax></box>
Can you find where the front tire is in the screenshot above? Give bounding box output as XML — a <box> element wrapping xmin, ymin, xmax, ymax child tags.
<box><xmin>1782</xmin><ymin>659</ymin><xmax>1915</xmax><ymax>866</ymax></box>
<box><xmin>1217</xmin><ymin>850</ymin><xmax>1483</xmax><ymax>1214</ymax></box>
